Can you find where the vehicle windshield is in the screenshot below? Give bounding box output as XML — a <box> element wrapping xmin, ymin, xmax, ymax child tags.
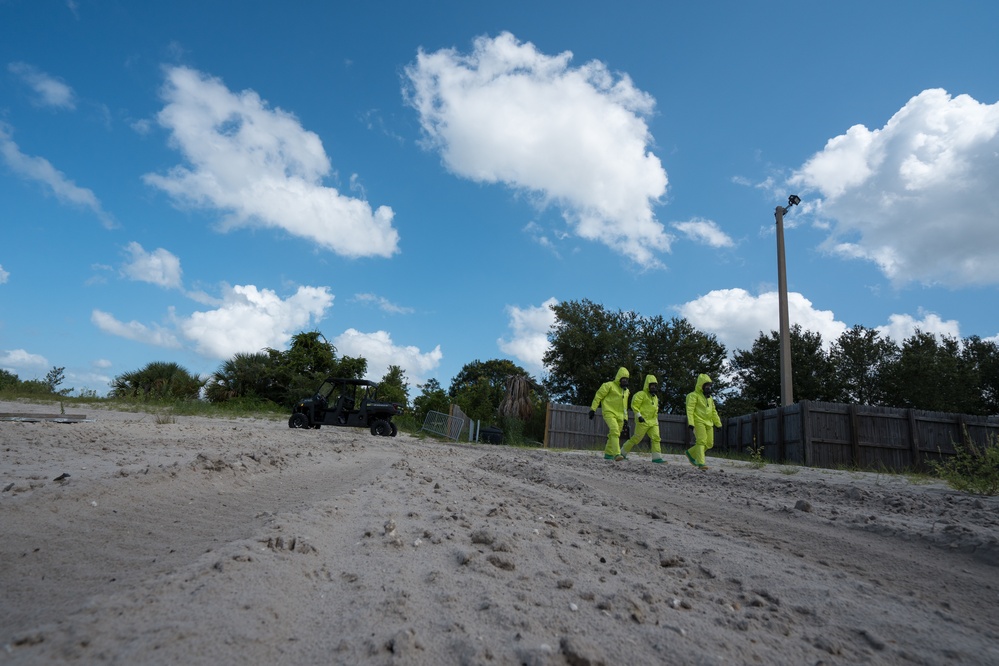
<box><xmin>317</xmin><ymin>381</ymin><xmax>336</xmax><ymax>400</ymax></box>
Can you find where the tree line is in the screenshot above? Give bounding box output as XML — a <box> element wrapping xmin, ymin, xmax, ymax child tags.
<box><xmin>542</xmin><ymin>299</ymin><xmax>999</xmax><ymax>418</ymax></box>
<box><xmin>6</xmin><ymin>300</ymin><xmax>994</xmax><ymax>434</ymax></box>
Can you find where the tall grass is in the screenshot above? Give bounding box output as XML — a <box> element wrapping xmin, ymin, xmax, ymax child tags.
<box><xmin>931</xmin><ymin>434</ymin><xmax>999</xmax><ymax>496</ymax></box>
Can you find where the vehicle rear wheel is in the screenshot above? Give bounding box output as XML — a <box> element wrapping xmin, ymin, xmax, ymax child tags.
<box><xmin>370</xmin><ymin>419</ymin><xmax>391</xmax><ymax>436</ymax></box>
<box><xmin>289</xmin><ymin>412</ymin><xmax>309</xmax><ymax>429</ymax></box>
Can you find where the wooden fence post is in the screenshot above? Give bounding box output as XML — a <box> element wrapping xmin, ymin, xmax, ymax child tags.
<box><xmin>801</xmin><ymin>400</ymin><xmax>812</xmax><ymax>467</ymax></box>
<box><xmin>776</xmin><ymin>406</ymin><xmax>785</xmax><ymax>462</ymax></box>
<box><xmin>907</xmin><ymin>408</ymin><xmax>921</xmax><ymax>469</ymax></box>
<box><xmin>543</xmin><ymin>402</ymin><xmax>552</xmax><ymax>449</ymax></box>
<box><xmin>848</xmin><ymin>404</ymin><xmax>860</xmax><ymax>468</ymax></box>
<box><xmin>752</xmin><ymin>411</ymin><xmax>759</xmax><ymax>458</ymax></box>
<box><xmin>957</xmin><ymin>415</ymin><xmax>970</xmax><ymax>450</ymax></box>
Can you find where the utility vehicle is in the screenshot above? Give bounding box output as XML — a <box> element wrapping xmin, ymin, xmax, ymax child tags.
<box><xmin>288</xmin><ymin>377</ymin><xmax>403</xmax><ymax>436</ymax></box>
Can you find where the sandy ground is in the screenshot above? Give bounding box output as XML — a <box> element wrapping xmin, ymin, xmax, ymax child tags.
<box><xmin>1</xmin><ymin>400</ymin><xmax>998</xmax><ymax>666</ymax></box>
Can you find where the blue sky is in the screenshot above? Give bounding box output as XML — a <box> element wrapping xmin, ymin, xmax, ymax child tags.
<box><xmin>2</xmin><ymin>1</ymin><xmax>998</xmax><ymax>398</ymax></box>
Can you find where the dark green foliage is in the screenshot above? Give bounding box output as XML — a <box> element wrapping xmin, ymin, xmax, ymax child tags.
<box><xmin>543</xmin><ymin>300</ymin><xmax>728</xmax><ymax>411</ymax></box>
<box><xmin>448</xmin><ymin>359</ymin><xmax>533</xmax><ymax>422</ymax></box>
<box><xmin>204</xmin><ymin>331</ymin><xmax>369</xmax><ymax>408</ymax></box>
<box><xmin>731</xmin><ymin>325</ymin><xmax>840</xmax><ymax>410</ymax></box>
<box><xmin>633</xmin><ymin>315</ymin><xmax>727</xmax><ymax>414</ymax></box>
<box><xmin>0</xmin><ymin>369</ymin><xmax>19</xmax><ymax>391</ymax></box>
<box><xmin>884</xmin><ymin>330</ymin><xmax>966</xmax><ymax>413</ymax></box>
<box><xmin>0</xmin><ymin>367</ymin><xmax>72</xmax><ymax>397</ymax></box>
<box><xmin>109</xmin><ymin>361</ymin><xmax>204</xmax><ymax>400</ymax></box>
<box><xmin>715</xmin><ymin>394</ymin><xmax>758</xmax><ymax>420</ymax></box>
<box><xmin>543</xmin><ymin>299</ymin><xmax>639</xmax><ymax>405</ymax></box>
<box><xmin>17</xmin><ymin>379</ymin><xmax>53</xmax><ymax>395</ymax></box>
<box><xmin>412</xmin><ymin>378</ymin><xmax>450</xmax><ymax>424</ymax></box>
<box><xmin>931</xmin><ymin>436</ymin><xmax>999</xmax><ymax>495</ymax></box>
<box><xmin>204</xmin><ymin>352</ymin><xmax>275</xmax><ymax>404</ymax></box>
<box><xmin>378</xmin><ymin>365</ymin><xmax>409</xmax><ymax>408</ymax></box>
<box><xmin>829</xmin><ymin>325</ymin><xmax>898</xmax><ymax>406</ymax></box>
<box><xmin>275</xmin><ymin>331</ymin><xmax>340</xmax><ymax>376</ymax></box>
<box><xmin>960</xmin><ymin>336</ymin><xmax>999</xmax><ymax>415</ymax></box>
<box><xmin>44</xmin><ymin>366</ymin><xmax>73</xmax><ymax>396</ymax></box>
<box><xmin>334</xmin><ymin>356</ymin><xmax>368</xmax><ymax>381</ymax></box>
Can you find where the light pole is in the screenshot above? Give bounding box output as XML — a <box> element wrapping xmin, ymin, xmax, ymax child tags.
<box><xmin>775</xmin><ymin>195</ymin><xmax>800</xmax><ymax>407</ymax></box>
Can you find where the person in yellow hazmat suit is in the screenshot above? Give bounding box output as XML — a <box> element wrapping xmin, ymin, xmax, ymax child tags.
<box><xmin>622</xmin><ymin>374</ymin><xmax>665</xmax><ymax>464</ymax></box>
<box><xmin>685</xmin><ymin>373</ymin><xmax>721</xmax><ymax>469</ymax></box>
<box><xmin>589</xmin><ymin>367</ymin><xmax>630</xmax><ymax>461</ymax></box>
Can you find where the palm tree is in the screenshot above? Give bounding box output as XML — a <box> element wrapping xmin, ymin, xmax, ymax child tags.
<box><xmin>110</xmin><ymin>361</ymin><xmax>204</xmax><ymax>399</ymax></box>
<box><xmin>204</xmin><ymin>352</ymin><xmax>273</xmax><ymax>403</ymax></box>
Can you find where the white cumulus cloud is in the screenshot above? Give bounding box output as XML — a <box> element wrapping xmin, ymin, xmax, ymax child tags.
<box><xmin>91</xmin><ymin>310</ymin><xmax>181</xmax><ymax>348</ymax></box>
<box><xmin>790</xmin><ymin>88</ymin><xmax>999</xmax><ymax>287</ymax></box>
<box><xmin>144</xmin><ymin>66</ymin><xmax>399</xmax><ymax>259</ymax></box>
<box><xmin>876</xmin><ymin>311</ymin><xmax>960</xmax><ymax>342</ymax></box>
<box><xmin>333</xmin><ymin>328</ymin><xmax>442</xmax><ymax>385</ymax></box>
<box><xmin>121</xmin><ymin>242</ymin><xmax>183</xmax><ymax>289</ymax></box>
<box><xmin>92</xmin><ymin>284</ymin><xmax>333</xmax><ymax>360</ymax></box>
<box><xmin>679</xmin><ymin>288</ymin><xmax>847</xmax><ymax>352</ymax></box>
<box><xmin>177</xmin><ymin>284</ymin><xmax>333</xmax><ymax>358</ymax></box>
<box><xmin>1</xmin><ymin>348</ymin><xmax>49</xmax><ymax>371</ymax></box>
<box><xmin>497</xmin><ymin>297</ymin><xmax>557</xmax><ymax>373</ymax></box>
<box><xmin>404</xmin><ymin>32</ymin><xmax>670</xmax><ymax>267</ymax></box>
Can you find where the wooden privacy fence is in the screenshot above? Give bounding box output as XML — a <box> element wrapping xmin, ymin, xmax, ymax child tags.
<box><xmin>720</xmin><ymin>400</ymin><xmax>999</xmax><ymax>473</ymax></box>
<box><xmin>544</xmin><ymin>400</ymin><xmax>999</xmax><ymax>472</ymax></box>
<box><xmin>543</xmin><ymin>403</ymin><xmax>689</xmax><ymax>451</ymax></box>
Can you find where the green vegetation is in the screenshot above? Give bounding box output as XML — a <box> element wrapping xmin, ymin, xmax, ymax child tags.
<box><xmin>8</xmin><ymin>305</ymin><xmax>999</xmax><ymax>473</ymax></box>
<box><xmin>931</xmin><ymin>436</ymin><xmax>999</xmax><ymax>496</ymax></box>
<box><xmin>748</xmin><ymin>438</ymin><xmax>766</xmax><ymax>469</ymax></box>
<box><xmin>110</xmin><ymin>361</ymin><xmax>203</xmax><ymax>400</ymax></box>
<box><xmin>543</xmin><ymin>300</ymin><xmax>727</xmax><ymax>414</ymax></box>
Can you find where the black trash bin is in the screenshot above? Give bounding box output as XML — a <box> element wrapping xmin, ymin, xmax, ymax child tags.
<box><xmin>480</xmin><ymin>425</ymin><xmax>503</xmax><ymax>444</ymax></box>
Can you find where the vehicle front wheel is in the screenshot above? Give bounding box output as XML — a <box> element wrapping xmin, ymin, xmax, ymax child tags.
<box><xmin>370</xmin><ymin>419</ymin><xmax>391</xmax><ymax>436</ymax></box>
<box><xmin>390</xmin><ymin>422</ymin><xmax>398</xmax><ymax>437</ymax></box>
<box><xmin>289</xmin><ymin>413</ymin><xmax>309</xmax><ymax>429</ymax></box>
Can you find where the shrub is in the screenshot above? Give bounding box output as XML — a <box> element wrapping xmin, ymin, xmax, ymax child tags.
<box><xmin>931</xmin><ymin>436</ymin><xmax>999</xmax><ymax>496</ymax></box>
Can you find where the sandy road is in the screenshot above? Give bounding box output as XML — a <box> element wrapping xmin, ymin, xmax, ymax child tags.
<box><xmin>2</xmin><ymin>404</ymin><xmax>998</xmax><ymax>665</ymax></box>
<box><xmin>1</xmin><ymin>437</ymin><xmax>401</xmax><ymax>638</ymax></box>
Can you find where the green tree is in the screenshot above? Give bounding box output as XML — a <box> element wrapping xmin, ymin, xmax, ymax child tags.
<box><xmin>885</xmin><ymin>330</ymin><xmax>966</xmax><ymax>413</ymax></box>
<box><xmin>277</xmin><ymin>331</ymin><xmax>339</xmax><ymax>376</ymax></box>
<box><xmin>449</xmin><ymin>359</ymin><xmax>534</xmax><ymax>424</ymax></box>
<box><xmin>18</xmin><ymin>379</ymin><xmax>52</xmax><ymax>395</ymax></box>
<box><xmin>961</xmin><ymin>336</ymin><xmax>999</xmax><ymax>415</ymax></box>
<box><xmin>829</xmin><ymin>326</ymin><xmax>898</xmax><ymax>406</ymax></box>
<box><xmin>333</xmin><ymin>355</ymin><xmax>368</xmax><ymax>381</ymax></box>
<box><xmin>204</xmin><ymin>352</ymin><xmax>275</xmax><ymax>404</ymax></box>
<box><xmin>378</xmin><ymin>365</ymin><xmax>409</xmax><ymax>407</ymax></box>
<box><xmin>0</xmin><ymin>369</ymin><xmax>19</xmax><ymax>391</ymax></box>
<box><xmin>635</xmin><ymin>316</ymin><xmax>727</xmax><ymax>414</ymax></box>
<box><xmin>731</xmin><ymin>325</ymin><xmax>839</xmax><ymax>410</ymax></box>
<box><xmin>542</xmin><ymin>302</ymin><xmax>729</xmax><ymax>412</ymax></box>
<box><xmin>542</xmin><ymin>299</ymin><xmax>639</xmax><ymax>405</ymax></box>
<box><xmin>109</xmin><ymin>361</ymin><xmax>204</xmax><ymax>400</ymax></box>
<box><xmin>412</xmin><ymin>378</ymin><xmax>450</xmax><ymax>423</ymax></box>
<box><xmin>261</xmin><ymin>330</ymin><xmax>340</xmax><ymax>404</ymax></box>
<box><xmin>44</xmin><ymin>366</ymin><xmax>73</xmax><ymax>395</ymax></box>
<box><xmin>168</xmin><ymin>329</ymin><xmax>374</xmax><ymax>409</ymax></box>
